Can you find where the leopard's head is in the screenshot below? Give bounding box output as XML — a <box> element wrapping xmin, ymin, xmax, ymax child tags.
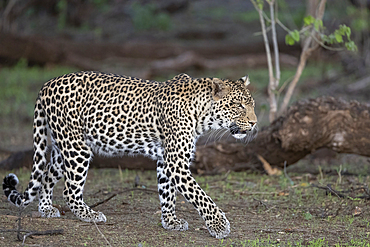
<box><xmin>211</xmin><ymin>76</ymin><xmax>258</xmax><ymax>141</ymax></box>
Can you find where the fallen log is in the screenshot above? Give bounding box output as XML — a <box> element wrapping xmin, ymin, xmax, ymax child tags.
<box><xmin>1</xmin><ymin>97</ymin><xmax>369</xmax><ymax>173</ymax></box>
<box><xmin>194</xmin><ymin>96</ymin><xmax>370</xmax><ymax>174</ymax></box>
<box><xmin>149</xmin><ymin>51</ymin><xmax>298</xmax><ymax>77</ymax></box>
<box><xmin>0</xmin><ymin>32</ymin><xmax>299</xmax><ymax>73</ymax></box>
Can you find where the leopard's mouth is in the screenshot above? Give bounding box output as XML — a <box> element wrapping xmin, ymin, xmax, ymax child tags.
<box><xmin>229</xmin><ymin>123</ymin><xmax>258</xmax><ymax>140</ymax></box>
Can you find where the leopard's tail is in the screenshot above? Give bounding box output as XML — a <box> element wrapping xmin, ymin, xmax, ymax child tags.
<box><xmin>3</xmin><ymin>97</ymin><xmax>48</xmax><ymax>208</ymax></box>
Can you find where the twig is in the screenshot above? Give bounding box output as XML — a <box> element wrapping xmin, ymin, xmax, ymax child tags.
<box><xmin>117</xmin><ymin>187</ymin><xmax>158</xmax><ymax>194</ymax></box>
<box><xmin>326</xmin><ymin>184</ymin><xmax>342</xmax><ymax>199</ymax></box>
<box><xmin>265</xmin><ymin>205</ymin><xmax>277</xmax><ymax>213</ymax></box>
<box><xmin>276</xmin><ymin>19</ymin><xmax>292</xmax><ymax>33</ymax></box>
<box><xmin>242</xmin><ymin>191</ymin><xmax>281</xmax><ymax>195</ymax></box>
<box><xmin>311</xmin><ymin>184</ymin><xmax>370</xmax><ymax>200</ymax></box>
<box><xmin>22</xmin><ymin>229</ymin><xmax>63</xmax><ymax>245</ymax></box>
<box><xmin>59</xmin><ymin>188</ymin><xmax>157</xmax><ymax>213</ymax></box>
<box><xmin>89</xmin><ymin>193</ymin><xmax>117</xmax><ymax>209</ymax></box>
<box><xmin>311</xmin><ymin>33</ymin><xmax>344</xmax><ymax>51</ymax></box>
<box><xmin>94</xmin><ymin>222</ymin><xmax>112</xmax><ymax>247</ymax></box>
<box><xmin>0</xmin><ymin>229</ymin><xmax>32</xmax><ymax>233</ymax></box>
<box><xmin>311</xmin><ymin>184</ymin><xmax>345</xmax><ymax>199</ymax></box>
<box><xmin>259</xmin><ymin>228</ymin><xmax>309</xmax><ymax>233</ymax></box>
<box><xmin>5</xmin><ymin>207</ymin><xmax>63</xmax><ymax>244</ymax></box>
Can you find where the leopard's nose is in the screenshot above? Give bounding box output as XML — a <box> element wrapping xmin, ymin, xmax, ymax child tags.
<box><xmin>248</xmin><ymin>121</ymin><xmax>256</xmax><ymax>126</ymax></box>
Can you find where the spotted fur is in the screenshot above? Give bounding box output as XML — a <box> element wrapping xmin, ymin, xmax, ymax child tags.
<box><xmin>3</xmin><ymin>71</ymin><xmax>257</xmax><ymax>238</ymax></box>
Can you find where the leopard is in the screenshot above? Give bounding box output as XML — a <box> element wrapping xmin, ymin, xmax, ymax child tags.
<box><xmin>3</xmin><ymin>71</ymin><xmax>257</xmax><ymax>239</ymax></box>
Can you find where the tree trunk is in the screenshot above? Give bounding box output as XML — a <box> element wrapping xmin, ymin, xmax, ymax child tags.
<box><xmin>1</xmin><ymin>96</ymin><xmax>369</xmax><ymax>173</ymax></box>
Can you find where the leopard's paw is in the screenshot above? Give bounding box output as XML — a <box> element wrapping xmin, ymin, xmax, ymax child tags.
<box><xmin>79</xmin><ymin>210</ymin><xmax>107</xmax><ymax>223</ymax></box>
<box><xmin>206</xmin><ymin>209</ymin><xmax>230</xmax><ymax>239</ymax></box>
<box><xmin>39</xmin><ymin>205</ymin><xmax>61</xmax><ymax>218</ymax></box>
<box><xmin>162</xmin><ymin>216</ymin><xmax>188</xmax><ymax>231</ymax></box>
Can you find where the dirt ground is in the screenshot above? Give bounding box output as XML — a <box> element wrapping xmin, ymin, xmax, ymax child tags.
<box><xmin>1</xmin><ymin>1</ymin><xmax>369</xmax><ymax>246</ymax></box>
<box><xmin>1</xmin><ymin>165</ymin><xmax>369</xmax><ymax>246</ymax></box>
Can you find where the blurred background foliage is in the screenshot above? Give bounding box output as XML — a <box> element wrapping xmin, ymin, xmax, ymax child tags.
<box><xmin>0</xmin><ymin>59</ymin><xmax>73</xmax><ymax>118</ymax></box>
<box><xmin>0</xmin><ymin>0</ymin><xmax>369</xmax><ymax>150</ymax></box>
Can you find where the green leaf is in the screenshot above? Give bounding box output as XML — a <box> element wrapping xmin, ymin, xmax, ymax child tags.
<box><xmin>285</xmin><ymin>34</ymin><xmax>295</xmax><ymax>46</ymax></box>
<box><xmin>321</xmin><ymin>34</ymin><xmax>328</xmax><ymax>43</ymax></box>
<box><xmin>334</xmin><ymin>32</ymin><xmax>343</xmax><ymax>43</ymax></box>
<box><xmin>303</xmin><ymin>15</ymin><xmax>315</xmax><ymax>25</ymax></box>
<box><xmin>291</xmin><ymin>30</ymin><xmax>300</xmax><ymax>42</ymax></box>
<box><xmin>342</xmin><ymin>24</ymin><xmax>352</xmax><ymax>39</ymax></box>
<box><xmin>285</xmin><ymin>30</ymin><xmax>300</xmax><ymax>45</ymax></box>
<box><xmin>345</xmin><ymin>41</ymin><xmax>358</xmax><ymax>52</ymax></box>
<box><xmin>327</xmin><ymin>34</ymin><xmax>336</xmax><ymax>44</ymax></box>
<box><xmin>314</xmin><ymin>19</ymin><xmax>323</xmax><ymax>31</ymax></box>
<box><xmin>256</xmin><ymin>0</ymin><xmax>264</xmax><ymax>10</ymax></box>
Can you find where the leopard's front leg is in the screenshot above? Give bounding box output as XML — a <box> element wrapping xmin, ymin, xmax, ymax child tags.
<box><xmin>157</xmin><ymin>160</ymin><xmax>188</xmax><ymax>231</ymax></box>
<box><xmin>160</xmin><ymin>136</ymin><xmax>230</xmax><ymax>239</ymax></box>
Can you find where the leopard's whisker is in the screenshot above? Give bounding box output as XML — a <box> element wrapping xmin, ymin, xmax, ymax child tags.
<box><xmin>216</xmin><ymin>129</ymin><xmax>228</xmax><ymax>142</ymax></box>
<box><xmin>218</xmin><ymin>129</ymin><xmax>229</xmax><ymax>142</ymax></box>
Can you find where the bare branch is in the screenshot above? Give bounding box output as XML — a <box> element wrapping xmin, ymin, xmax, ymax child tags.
<box><xmin>278</xmin><ymin>0</ymin><xmax>327</xmax><ymax>116</ymax></box>
<box><xmin>276</xmin><ymin>19</ymin><xmax>291</xmax><ymax>33</ymax></box>
<box><xmin>251</xmin><ymin>0</ymin><xmax>277</xmax><ymax>122</ymax></box>
<box><xmin>311</xmin><ymin>33</ymin><xmax>344</xmax><ymax>51</ymax></box>
<box><xmin>269</xmin><ymin>0</ymin><xmax>280</xmax><ymax>89</ymax></box>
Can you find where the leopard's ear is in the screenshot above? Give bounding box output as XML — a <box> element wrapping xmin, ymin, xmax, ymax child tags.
<box><xmin>212</xmin><ymin>78</ymin><xmax>230</xmax><ymax>101</ymax></box>
<box><xmin>240</xmin><ymin>75</ymin><xmax>250</xmax><ymax>87</ymax></box>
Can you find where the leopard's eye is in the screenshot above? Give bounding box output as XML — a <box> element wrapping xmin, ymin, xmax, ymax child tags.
<box><xmin>233</xmin><ymin>101</ymin><xmax>245</xmax><ymax>109</ymax></box>
<box><xmin>235</xmin><ymin>102</ymin><xmax>244</xmax><ymax>109</ymax></box>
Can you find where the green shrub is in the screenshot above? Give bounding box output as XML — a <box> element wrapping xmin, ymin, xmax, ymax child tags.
<box><xmin>131</xmin><ymin>2</ymin><xmax>171</xmax><ymax>31</ymax></box>
<box><xmin>0</xmin><ymin>59</ymin><xmax>75</xmax><ymax>119</ymax></box>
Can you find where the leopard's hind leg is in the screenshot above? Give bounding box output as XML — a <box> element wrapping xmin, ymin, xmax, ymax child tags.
<box><xmin>38</xmin><ymin>140</ymin><xmax>64</xmax><ymax>218</ymax></box>
<box><xmin>58</xmin><ymin>137</ymin><xmax>106</xmax><ymax>223</ymax></box>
